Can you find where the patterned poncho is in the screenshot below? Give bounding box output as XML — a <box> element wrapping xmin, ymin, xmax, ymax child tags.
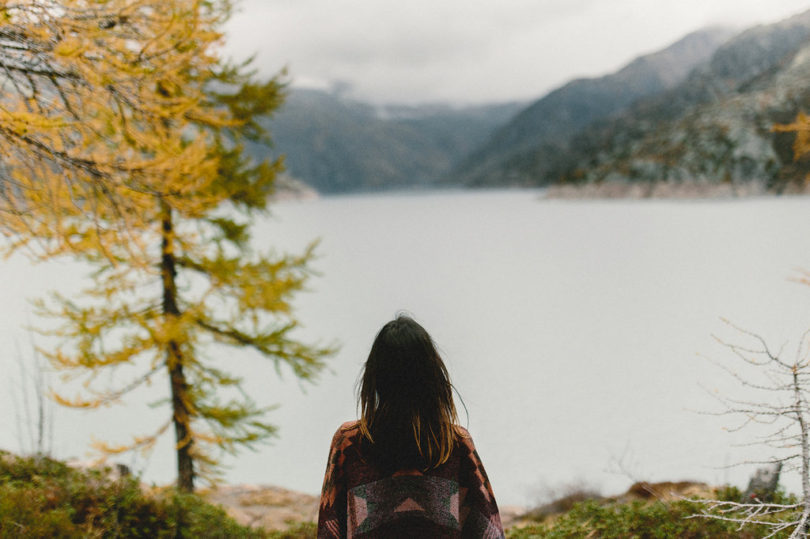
<box><xmin>317</xmin><ymin>421</ymin><xmax>505</xmax><ymax>538</ymax></box>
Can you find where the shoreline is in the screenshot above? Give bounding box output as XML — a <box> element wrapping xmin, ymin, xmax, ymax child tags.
<box><xmin>543</xmin><ymin>179</ymin><xmax>809</xmax><ymax>200</ymax></box>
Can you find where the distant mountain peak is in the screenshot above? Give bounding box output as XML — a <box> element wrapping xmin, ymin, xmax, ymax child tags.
<box><xmin>447</xmin><ymin>26</ymin><xmax>735</xmax><ymax>187</ymax></box>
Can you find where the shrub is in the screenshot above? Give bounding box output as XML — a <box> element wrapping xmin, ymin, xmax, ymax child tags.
<box><xmin>0</xmin><ymin>451</ymin><xmax>266</xmax><ymax>538</ymax></box>
<box><xmin>507</xmin><ymin>497</ymin><xmax>791</xmax><ymax>538</ymax></box>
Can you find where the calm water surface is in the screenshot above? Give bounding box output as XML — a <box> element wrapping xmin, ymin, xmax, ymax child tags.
<box><xmin>3</xmin><ymin>189</ymin><xmax>810</xmax><ymax>506</ymax></box>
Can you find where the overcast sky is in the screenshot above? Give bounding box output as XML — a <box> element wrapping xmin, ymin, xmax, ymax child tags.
<box><xmin>223</xmin><ymin>0</ymin><xmax>810</xmax><ymax>105</ymax></box>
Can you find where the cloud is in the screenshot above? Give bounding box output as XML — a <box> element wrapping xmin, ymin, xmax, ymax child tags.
<box><xmin>223</xmin><ymin>0</ymin><xmax>810</xmax><ymax>104</ymax></box>
<box><xmin>227</xmin><ymin>1</ymin><xmax>503</xmax><ymax>68</ymax></box>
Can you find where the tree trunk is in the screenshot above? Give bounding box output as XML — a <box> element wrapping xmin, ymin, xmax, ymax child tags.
<box><xmin>792</xmin><ymin>366</ymin><xmax>810</xmax><ymax>538</ymax></box>
<box><xmin>161</xmin><ymin>201</ymin><xmax>195</xmax><ymax>492</ymax></box>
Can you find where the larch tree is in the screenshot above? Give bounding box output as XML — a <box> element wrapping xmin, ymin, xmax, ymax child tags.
<box><xmin>773</xmin><ymin>111</ymin><xmax>810</xmax><ymax>192</ymax></box>
<box><xmin>2</xmin><ymin>0</ymin><xmax>333</xmax><ymax>492</ymax></box>
<box><xmin>0</xmin><ymin>0</ymin><xmax>241</xmax><ymax>250</ymax></box>
<box><xmin>0</xmin><ymin>0</ymin><xmax>159</xmax><ymax>244</ymax></box>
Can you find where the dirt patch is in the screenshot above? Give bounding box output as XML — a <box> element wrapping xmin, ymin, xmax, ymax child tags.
<box><xmin>202</xmin><ymin>484</ymin><xmax>319</xmax><ymax>531</ymax></box>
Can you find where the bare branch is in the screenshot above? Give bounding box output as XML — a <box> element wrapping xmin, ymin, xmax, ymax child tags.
<box><xmin>695</xmin><ymin>320</ymin><xmax>810</xmax><ymax>536</ymax></box>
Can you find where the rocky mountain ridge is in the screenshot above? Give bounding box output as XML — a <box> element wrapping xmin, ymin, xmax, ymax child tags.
<box><xmin>551</xmin><ymin>10</ymin><xmax>810</xmax><ymax>192</ymax></box>
<box><xmin>448</xmin><ymin>27</ymin><xmax>736</xmax><ymax>187</ymax></box>
<box><xmin>476</xmin><ymin>8</ymin><xmax>810</xmax><ymax>192</ymax></box>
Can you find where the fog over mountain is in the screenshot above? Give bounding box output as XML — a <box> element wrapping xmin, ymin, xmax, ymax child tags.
<box><xmin>255</xmin><ymin>91</ymin><xmax>523</xmax><ymax>193</ymax></box>
<box><xmin>256</xmin><ymin>8</ymin><xmax>810</xmax><ymax>195</ymax></box>
<box><xmin>226</xmin><ymin>1</ymin><xmax>810</xmax><ymax>105</ymax></box>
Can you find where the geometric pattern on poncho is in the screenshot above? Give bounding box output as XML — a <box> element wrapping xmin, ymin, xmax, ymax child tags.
<box><xmin>317</xmin><ymin>421</ymin><xmax>505</xmax><ymax>538</ymax></box>
<box><xmin>348</xmin><ymin>475</ymin><xmax>460</xmax><ymax>536</ymax></box>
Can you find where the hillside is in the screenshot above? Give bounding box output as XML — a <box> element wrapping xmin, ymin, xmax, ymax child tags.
<box><xmin>447</xmin><ymin>27</ymin><xmax>736</xmax><ymax>187</ymax></box>
<box><xmin>552</xmin><ymin>9</ymin><xmax>810</xmax><ymax>192</ymax></box>
<box><xmin>458</xmin><ymin>9</ymin><xmax>810</xmax><ymax>192</ymax></box>
<box><xmin>253</xmin><ymin>90</ymin><xmax>522</xmax><ymax>194</ymax></box>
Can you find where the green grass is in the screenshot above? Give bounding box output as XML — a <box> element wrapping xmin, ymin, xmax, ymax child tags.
<box><xmin>508</xmin><ymin>487</ymin><xmax>802</xmax><ymax>539</ymax></box>
<box><xmin>265</xmin><ymin>522</ymin><xmax>316</xmax><ymax>538</ymax></box>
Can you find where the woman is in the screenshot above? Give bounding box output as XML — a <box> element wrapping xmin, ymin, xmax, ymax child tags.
<box><xmin>317</xmin><ymin>315</ymin><xmax>504</xmax><ymax>538</ymax></box>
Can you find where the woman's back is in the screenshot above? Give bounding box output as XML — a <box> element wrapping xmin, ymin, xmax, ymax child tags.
<box><xmin>316</xmin><ymin>316</ymin><xmax>504</xmax><ymax>538</ymax></box>
<box><xmin>318</xmin><ymin>421</ymin><xmax>503</xmax><ymax>538</ymax></box>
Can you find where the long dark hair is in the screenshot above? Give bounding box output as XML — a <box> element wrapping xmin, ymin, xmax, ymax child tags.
<box><xmin>358</xmin><ymin>315</ymin><xmax>459</xmax><ymax>470</ymax></box>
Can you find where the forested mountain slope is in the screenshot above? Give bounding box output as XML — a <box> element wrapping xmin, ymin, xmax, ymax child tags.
<box><xmin>254</xmin><ymin>90</ymin><xmax>522</xmax><ymax>193</ymax></box>
<box><xmin>455</xmin><ymin>9</ymin><xmax>810</xmax><ymax>191</ymax></box>
<box><xmin>554</xmin><ymin>9</ymin><xmax>810</xmax><ymax>192</ymax></box>
<box><xmin>448</xmin><ymin>27</ymin><xmax>735</xmax><ymax>187</ymax></box>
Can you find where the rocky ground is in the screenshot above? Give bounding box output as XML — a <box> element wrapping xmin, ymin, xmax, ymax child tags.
<box><xmin>271</xmin><ymin>173</ymin><xmax>319</xmax><ymax>201</ymax></box>
<box><xmin>200</xmin><ymin>481</ymin><xmax>711</xmax><ymax>532</ymax></box>
<box><xmin>65</xmin><ymin>456</ymin><xmax>709</xmax><ymax>533</ymax></box>
<box><xmin>201</xmin><ymin>484</ymin><xmax>528</xmax><ymax>531</ymax></box>
<box><xmin>201</xmin><ymin>484</ymin><xmax>320</xmax><ymax>531</ymax></box>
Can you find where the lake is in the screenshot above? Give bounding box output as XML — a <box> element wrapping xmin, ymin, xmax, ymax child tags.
<box><xmin>2</xmin><ymin>189</ymin><xmax>810</xmax><ymax>507</ymax></box>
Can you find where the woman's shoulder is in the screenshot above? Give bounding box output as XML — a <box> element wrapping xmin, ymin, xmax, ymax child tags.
<box><xmin>453</xmin><ymin>425</ymin><xmax>478</xmax><ymax>452</ymax></box>
<box><xmin>329</xmin><ymin>420</ymin><xmax>361</xmax><ymax>445</ymax></box>
<box><xmin>338</xmin><ymin>420</ymin><xmax>360</xmax><ymax>433</ymax></box>
<box><xmin>454</xmin><ymin>425</ymin><xmax>472</xmax><ymax>439</ymax></box>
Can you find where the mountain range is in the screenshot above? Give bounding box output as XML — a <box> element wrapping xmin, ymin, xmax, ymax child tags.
<box><xmin>257</xmin><ymin>91</ymin><xmax>522</xmax><ymax>193</ymax></box>
<box><xmin>446</xmin><ymin>27</ymin><xmax>736</xmax><ymax>187</ymax></box>
<box><xmin>543</xmin><ymin>9</ymin><xmax>810</xmax><ymax>192</ymax></box>
<box><xmin>261</xmin><ymin>9</ymin><xmax>810</xmax><ymax>194</ymax></box>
